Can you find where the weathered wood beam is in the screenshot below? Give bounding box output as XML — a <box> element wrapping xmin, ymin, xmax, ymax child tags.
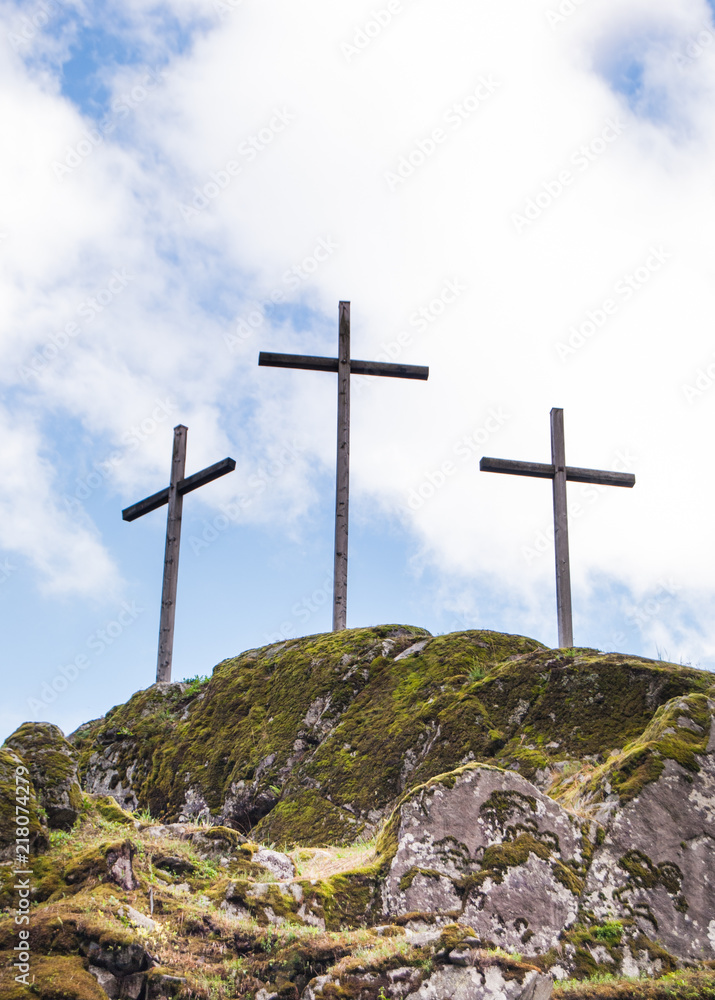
<box><xmin>259</xmin><ymin>351</ymin><xmax>428</xmax><ymax>381</ymax></box>
<box><xmin>350</xmin><ymin>360</ymin><xmax>429</xmax><ymax>380</ymax></box>
<box><xmin>479</xmin><ymin>457</ymin><xmax>635</xmax><ymax>488</ymax></box>
<box><xmin>479</xmin><ymin>457</ymin><xmax>554</xmax><ymax>480</ymax></box>
<box><xmin>551</xmin><ymin>408</ymin><xmax>573</xmax><ymax>649</ymax></box>
<box><xmin>122</xmin><ymin>487</ymin><xmax>170</xmax><ymax>522</ymax></box>
<box><xmin>122</xmin><ymin>458</ymin><xmax>237</xmax><ymax>521</ymax></box>
<box><xmin>178</xmin><ymin>458</ymin><xmax>237</xmax><ymax>496</ymax></box>
<box><xmin>333</xmin><ymin>302</ymin><xmax>350</xmax><ymax>631</ymax></box>
<box><xmin>259</xmin><ymin>352</ymin><xmax>338</xmax><ymax>373</ymax></box>
<box><xmin>156</xmin><ymin>425</ymin><xmax>188</xmax><ymax>684</ymax></box>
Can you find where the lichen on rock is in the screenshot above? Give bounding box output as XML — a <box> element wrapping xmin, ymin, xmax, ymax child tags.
<box><xmin>382</xmin><ymin>764</ymin><xmax>583</xmax><ymax>955</ymax></box>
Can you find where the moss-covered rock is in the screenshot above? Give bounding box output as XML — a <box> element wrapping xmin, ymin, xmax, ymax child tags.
<box><xmin>580</xmin><ymin>696</ymin><xmax>715</xmax><ymax>965</ymax></box>
<box><xmin>0</xmin><ymin>954</ymin><xmax>108</xmax><ymax>1000</ymax></box>
<box><xmin>93</xmin><ymin>794</ymin><xmax>135</xmax><ymax>826</ymax></box>
<box><xmin>0</xmin><ymin>745</ymin><xmax>48</xmax><ymax>862</ymax></box>
<box><xmin>381</xmin><ymin>763</ymin><xmax>584</xmax><ymax>955</ymax></box>
<box><xmin>69</xmin><ymin>628</ymin><xmax>712</xmax><ymax>848</ymax></box>
<box><xmin>6</xmin><ymin>625</ymin><xmax>715</xmax><ymax>994</ymax></box>
<box><xmin>3</xmin><ymin>722</ymin><xmax>82</xmax><ymax>829</ymax></box>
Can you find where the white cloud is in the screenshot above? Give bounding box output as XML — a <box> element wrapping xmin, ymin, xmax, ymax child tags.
<box><xmin>0</xmin><ymin>406</ymin><xmax>120</xmax><ymax>595</ymax></box>
<box><xmin>1</xmin><ymin>0</ymin><xmax>715</xmax><ymax>658</ymax></box>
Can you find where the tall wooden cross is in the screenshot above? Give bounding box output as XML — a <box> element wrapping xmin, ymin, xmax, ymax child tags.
<box><xmin>259</xmin><ymin>301</ymin><xmax>429</xmax><ymax>631</ymax></box>
<box><xmin>122</xmin><ymin>425</ymin><xmax>236</xmax><ymax>684</ymax></box>
<box><xmin>480</xmin><ymin>408</ymin><xmax>635</xmax><ymax>648</ymax></box>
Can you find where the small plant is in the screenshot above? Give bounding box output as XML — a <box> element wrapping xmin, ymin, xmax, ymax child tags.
<box><xmin>466</xmin><ymin>655</ymin><xmax>486</xmax><ymax>683</ymax></box>
<box><xmin>183</xmin><ymin>674</ymin><xmax>210</xmax><ymax>697</ymax></box>
<box><xmin>117</xmin><ymin>725</ymin><xmax>133</xmax><ymax>736</ymax></box>
<box><xmin>592</xmin><ymin>920</ymin><xmax>623</xmax><ymax>945</ymax></box>
<box><xmin>262</xmin><ymin>924</ymin><xmax>278</xmax><ymax>954</ymax></box>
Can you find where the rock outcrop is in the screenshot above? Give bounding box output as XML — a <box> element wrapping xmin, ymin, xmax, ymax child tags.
<box><xmin>382</xmin><ymin>764</ymin><xmax>584</xmax><ymax>955</ymax></box>
<box><xmin>580</xmin><ymin>694</ymin><xmax>715</xmax><ymax>967</ymax></box>
<box><xmin>4</xmin><ymin>721</ymin><xmax>82</xmax><ymax>828</ymax></box>
<box><xmin>2</xmin><ymin>625</ymin><xmax>715</xmax><ymax>998</ymax></box>
<box><xmin>66</xmin><ymin>627</ymin><xmax>712</xmax><ymax>851</ymax></box>
<box><xmin>0</xmin><ymin>745</ymin><xmax>48</xmax><ymax>860</ymax></box>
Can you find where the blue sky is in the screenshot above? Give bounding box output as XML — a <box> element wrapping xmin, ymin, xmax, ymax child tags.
<box><xmin>2</xmin><ymin>0</ymin><xmax>715</xmax><ymax>743</ymax></box>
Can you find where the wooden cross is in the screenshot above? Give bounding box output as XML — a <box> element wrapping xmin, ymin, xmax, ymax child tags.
<box><xmin>122</xmin><ymin>425</ymin><xmax>236</xmax><ymax>684</ymax></box>
<box><xmin>259</xmin><ymin>301</ymin><xmax>429</xmax><ymax>631</ymax></box>
<box><xmin>480</xmin><ymin>408</ymin><xmax>635</xmax><ymax>648</ymax></box>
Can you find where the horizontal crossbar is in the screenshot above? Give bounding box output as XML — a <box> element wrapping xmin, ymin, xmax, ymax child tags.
<box><xmin>479</xmin><ymin>457</ymin><xmax>635</xmax><ymax>488</ymax></box>
<box><xmin>122</xmin><ymin>458</ymin><xmax>236</xmax><ymax>522</ymax></box>
<box><xmin>258</xmin><ymin>352</ymin><xmax>429</xmax><ymax>381</ymax></box>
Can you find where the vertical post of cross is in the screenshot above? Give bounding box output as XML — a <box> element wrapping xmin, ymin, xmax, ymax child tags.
<box><xmin>550</xmin><ymin>408</ymin><xmax>573</xmax><ymax>648</ymax></box>
<box><xmin>333</xmin><ymin>302</ymin><xmax>351</xmax><ymax>631</ymax></box>
<box><xmin>157</xmin><ymin>425</ymin><xmax>188</xmax><ymax>682</ymax></box>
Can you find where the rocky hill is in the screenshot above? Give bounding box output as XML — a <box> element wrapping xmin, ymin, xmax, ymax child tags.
<box><xmin>1</xmin><ymin>625</ymin><xmax>715</xmax><ymax>1000</ymax></box>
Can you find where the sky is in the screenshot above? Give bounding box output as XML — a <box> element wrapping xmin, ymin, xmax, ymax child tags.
<box><xmin>2</xmin><ymin>0</ymin><xmax>715</xmax><ymax>743</ymax></box>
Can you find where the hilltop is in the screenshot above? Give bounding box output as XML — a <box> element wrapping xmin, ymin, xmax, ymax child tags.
<box><xmin>1</xmin><ymin>626</ymin><xmax>714</xmax><ymax>999</ymax></box>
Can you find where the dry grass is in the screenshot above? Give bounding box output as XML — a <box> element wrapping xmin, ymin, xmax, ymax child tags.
<box><xmin>290</xmin><ymin>839</ymin><xmax>377</xmax><ymax>880</ymax></box>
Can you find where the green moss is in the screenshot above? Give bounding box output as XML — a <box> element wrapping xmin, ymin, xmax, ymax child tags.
<box><xmin>584</xmin><ymin>693</ymin><xmax>712</xmax><ymax>806</ymax></box>
<box><xmin>3</xmin><ymin>723</ymin><xmax>77</xmax><ymax>786</ymax></box>
<box><xmin>436</xmin><ymin>922</ymin><xmax>477</xmax><ymax>954</ymax></box>
<box><xmin>616</xmin><ymin>850</ymin><xmax>687</xmax><ymax>912</ymax></box>
<box><xmin>398</xmin><ymin>867</ymin><xmax>445</xmax><ymax>892</ymax></box>
<box><xmin>553</xmin><ymin>860</ymin><xmax>585</xmax><ymax>896</ymax></box>
<box><xmin>499</xmin><ymin>744</ymin><xmax>551</xmax><ymax>778</ymax></box>
<box><xmin>313</xmin><ymin>870</ymin><xmax>380</xmax><ymax>929</ymax></box>
<box><xmin>203</xmin><ymin>825</ymin><xmax>244</xmax><ymax>847</ymax></box>
<box><xmin>93</xmin><ymin>795</ymin><xmax>135</xmax><ymax>826</ymax></box>
<box><xmin>482</xmin><ymin>833</ymin><xmax>551</xmax><ymax>872</ymax></box>
<box><xmin>62</xmin><ymin>839</ymin><xmax>135</xmax><ymax>886</ymax></box>
<box><xmin>59</xmin><ymin>627</ymin><xmax>715</xmax><ymax>850</ymax></box>
<box><xmin>253</xmin><ymin>790</ymin><xmax>364</xmax><ymax>848</ymax></box>
<box><xmin>480</xmin><ymin>790</ymin><xmax>538</xmax><ymax>827</ymax></box>
<box><xmin>0</xmin><ymin>954</ymin><xmax>107</xmax><ymax>1000</ymax></box>
<box><xmin>0</xmin><ymin>746</ymin><xmax>47</xmax><ymax>854</ymax></box>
